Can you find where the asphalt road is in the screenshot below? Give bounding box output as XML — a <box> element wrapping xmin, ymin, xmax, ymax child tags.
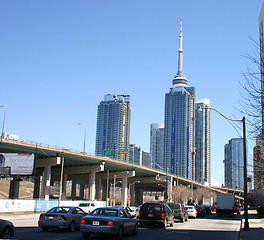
<box><xmin>0</xmin><ymin>212</ymin><xmax>242</xmax><ymax>240</ymax></box>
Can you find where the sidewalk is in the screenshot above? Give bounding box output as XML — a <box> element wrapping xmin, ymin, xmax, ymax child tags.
<box><xmin>239</xmin><ymin>210</ymin><xmax>264</xmax><ymax>240</ymax></box>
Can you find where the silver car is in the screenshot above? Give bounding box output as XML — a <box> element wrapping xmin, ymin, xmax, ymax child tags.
<box><xmin>80</xmin><ymin>207</ymin><xmax>138</xmax><ymax>239</ymax></box>
<box><xmin>38</xmin><ymin>206</ymin><xmax>86</xmax><ymax>232</ymax></box>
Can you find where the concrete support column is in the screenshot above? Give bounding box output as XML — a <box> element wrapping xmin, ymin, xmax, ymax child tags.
<box><xmin>89</xmin><ymin>172</ymin><xmax>96</xmax><ymax>201</ymax></box>
<box><xmin>95</xmin><ymin>178</ymin><xmax>102</xmax><ymax>200</ymax></box>
<box><xmin>129</xmin><ymin>184</ymin><xmax>135</xmax><ymax>206</ymax></box>
<box><xmin>37</xmin><ymin>157</ymin><xmax>61</xmax><ymax>201</ymax></box>
<box><xmin>121</xmin><ymin>177</ymin><xmax>128</xmax><ymax>207</ymax></box>
<box><xmin>101</xmin><ymin>180</ymin><xmax>107</xmax><ymax>201</ymax></box>
<box><xmin>62</xmin><ymin>173</ymin><xmax>67</xmax><ymax>200</ymax></box>
<box><xmin>167</xmin><ymin>176</ymin><xmax>173</xmax><ymax>203</ymax></box>
<box><xmin>9</xmin><ymin>179</ymin><xmax>20</xmax><ymax>199</ymax></box>
<box><xmin>117</xmin><ymin>171</ymin><xmax>135</xmax><ymax>207</ymax></box>
<box><xmin>88</xmin><ymin>163</ymin><xmax>105</xmax><ymax>201</ymax></box>
<box><xmin>33</xmin><ymin>177</ymin><xmax>40</xmax><ymax>199</ymax></box>
<box><xmin>71</xmin><ymin>180</ymin><xmax>76</xmax><ymax>200</ymax></box>
<box><xmin>79</xmin><ymin>183</ymin><xmax>84</xmax><ymax>200</ymax></box>
<box><xmin>41</xmin><ymin>165</ymin><xmax>51</xmax><ymax>200</ymax></box>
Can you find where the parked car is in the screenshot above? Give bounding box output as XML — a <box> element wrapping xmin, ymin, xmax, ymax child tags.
<box><xmin>113</xmin><ymin>205</ymin><xmax>137</xmax><ymax>217</ymax></box>
<box><xmin>185</xmin><ymin>205</ymin><xmax>197</xmax><ymax>218</ymax></box>
<box><xmin>0</xmin><ymin>219</ymin><xmax>14</xmax><ymax>239</ymax></box>
<box><xmin>80</xmin><ymin>207</ymin><xmax>138</xmax><ymax>239</ymax></box>
<box><xmin>38</xmin><ymin>206</ymin><xmax>87</xmax><ymax>232</ymax></box>
<box><xmin>138</xmin><ymin>202</ymin><xmax>174</xmax><ymax>229</ymax></box>
<box><xmin>168</xmin><ymin>203</ymin><xmax>188</xmax><ymax>222</ymax></box>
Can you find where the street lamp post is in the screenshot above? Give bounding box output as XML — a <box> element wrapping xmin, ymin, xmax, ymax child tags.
<box><xmin>128</xmin><ymin>180</ymin><xmax>140</xmax><ymax>206</ymax></box>
<box><xmin>0</xmin><ymin>105</ymin><xmax>6</xmax><ymax>139</ymax></box>
<box><xmin>78</xmin><ymin>123</ymin><xmax>86</xmax><ymax>153</ymax></box>
<box><xmin>199</xmin><ymin>106</ymin><xmax>249</xmax><ymax>230</ymax></box>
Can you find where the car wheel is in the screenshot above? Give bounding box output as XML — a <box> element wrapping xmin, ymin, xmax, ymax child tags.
<box><xmin>69</xmin><ymin>221</ymin><xmax>75</xmax><ymax>232</ymax></box>
<box><xmin>117</xmin><ymin>227</ymin><xmax>123</xmax><ymax>240</ymax></box>
<box><xmin>181</xmin><ymin>217</ymin><xmax>184</xmax><ymax>222</ymax></box>
<box><xmin>1</xmin><ymin>226</ymin><xmax>12</xmax><ymax>239</ymax></box>
<box><xmin>82</xmin><ymin>233</ymin><xmax>90</xmax><ymax>239</ymax></box>
<box><xmin>132</xmin><ymin>223</ymin><xmax>138</xmax><ymax>235</ymax></box>
<box><xmin>42</xmin><ymin>226</ymin><xmax>48</xmax><ymax>232</ymax></box>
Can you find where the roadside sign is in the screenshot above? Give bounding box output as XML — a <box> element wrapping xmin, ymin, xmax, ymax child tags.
<box><xmin>119</xmin><ymin>149</ymin><xmax>128</xmax><ymax>154</ymax></box>
<box><xmin>104</xmin><ymin>149</ymin><xmax>114</xmax><ymax>155</ymax></box>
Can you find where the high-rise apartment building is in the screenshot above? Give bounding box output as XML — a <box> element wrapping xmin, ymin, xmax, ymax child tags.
<box><xmin>142</xmin><ymin>151</ymin><xmax>151</xmax><ymax>168</ymax></box>
<box><xmin>150</xmin><ymin>123</ymin><xmax>164</xmax><ymax>171</ymax></box>
<box><xmin>195</xmin><ymin>99</ymin><xmax>211</xmax><ymax>185</ymax></box>
<box><xmin>95</xmin><ymin>94</ymin><xmax>131</xmax><ymax>161</ymax></box>
<box><xmin>164</xmin><ymin>20</ymin><xmax>195</xmax><ymax>179</ymax></box>
<box><xmin>129</xmin><ymin>144</ymin><xmax>142</xmax><ymax>165</ymax></box>
<box><xmin>224</xmin><ymin>138</ymin><xmax>244</xmax><ymax>190</ymax></box>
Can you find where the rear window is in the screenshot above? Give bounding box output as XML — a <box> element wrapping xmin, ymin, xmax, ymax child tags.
<box><xmin>48</xmin><ymin>207</ymin><xmax>71</xmax><ymax>214</ymax></box>
<box><xmin>91</xmin><ymin>208</ymin><xmax>118</xmax><ymax>217</ymax></box>
<box><xmin>141</xmin><ymin>203</ymin><xmax>162</xmax><ymax>212</ymax></box>
<box><xmin>168</xmin><ymin>203</ymin><xmax>180</xmax><ymax>209</ymax></box>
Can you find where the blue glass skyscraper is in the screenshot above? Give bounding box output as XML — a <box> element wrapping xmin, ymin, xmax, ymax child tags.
<box><xmin>164</xmin><ymin>20</ymin><xmax>195</xmax><ymax>180</ymax></box>
<box><xmin>195</xmin><ymin>99</ymin><xmax>211</xmax><ymax>185</ymax></box>
<box><xmin>95</xmin><ymin>94</ymin><xmax>131</xmax><ymax>161</ymax></box>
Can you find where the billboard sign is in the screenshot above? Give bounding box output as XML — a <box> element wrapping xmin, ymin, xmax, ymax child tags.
<box><xmin>0</xmin><ymin>153</ymin><xmax>35</xmax><ymax>175</ymax></box>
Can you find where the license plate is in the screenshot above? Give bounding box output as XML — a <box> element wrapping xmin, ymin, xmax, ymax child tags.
<box><xmin>48</xmin><ymin>216</ymin><xmax>53</xmax><ymax>220</ymax></box>
<box><xmin>148</xmin><ymin>214</ymin><xmax>153</xmax><ymax>217</ymax></box>
<box><xmin>92</xmin><ymin>221</ymin><xmax>100</xmax><ymax>226</ymax></box>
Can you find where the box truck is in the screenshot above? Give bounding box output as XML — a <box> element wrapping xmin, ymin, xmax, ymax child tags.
<box><xmin>216</xmin><ymin>193</ymin><xmax>235</xmax><ymax>216</ymax></box>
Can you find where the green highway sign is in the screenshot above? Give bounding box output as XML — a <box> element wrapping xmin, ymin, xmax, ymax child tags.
<box><xmin>104</xmin><ymin>149</ymin><xmax>114</xmax><ymax>155</ymax></box>
<box><xmin>119</xmin><ymin>149</ymin><xmax>129</xmax><ymax>154</ymax></box>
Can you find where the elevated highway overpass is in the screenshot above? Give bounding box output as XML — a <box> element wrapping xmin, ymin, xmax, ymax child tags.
<box><xmin>0</xmin><ymin>139</ymin><xmax>244</xmax><ymax>206</ymax></box>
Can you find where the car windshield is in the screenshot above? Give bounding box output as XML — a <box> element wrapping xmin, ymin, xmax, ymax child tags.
<box><xmin>141</xmin><ymin>204</ymin><xmax>162</xmax><ymax>212</ymax></box>
<box><xmin>47</xmin><ymin>207</ymin><xmax>71</xmax><ymax>214</ymax></box>
<box><xmin>90</xmin><ymin>208</ymin><xmax>118</xmax><ymax>217</ymax></box>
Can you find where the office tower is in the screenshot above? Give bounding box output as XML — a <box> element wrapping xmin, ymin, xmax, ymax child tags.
<box><xmin>254</xmin><ymin>3</ymin><xmax>264</xmax><ymax>191</ymax></box>
<box><xmin>164</xmin><ymin>20</ymin><xmax>195</xmax><ymax>179</ymax></box>
<box><xmin>95</xmin><ymin>94</ymin><xmax>131</xmax><ymax>161</ymax></box>
<box><xmin>129</xmin><ymin>144</ymin><xmax>142</xmax><ymax>165</ymax></box>
<box><xmin>142</xmin><ymin>151</ymin><xmax>151</xmax><ymax>168</ymax></box>
<box><xmin>224</xmin><ymin>138</ymin><xmax>244</xmax><ymax>190</ymax></box>
<box><xmin>150</xmin><ymin>123</ymin><xmax>164</xmax><ymax>171</ymax></box>
<box><xmin>195</xmin><ymin>99</ymin><xmax>211</xmax><ymax>185</ymax></box>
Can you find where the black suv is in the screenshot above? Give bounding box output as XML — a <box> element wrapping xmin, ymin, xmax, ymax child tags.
<box><xmin>138</xmin><ymin>202</ymin><xmax>174</xmax><ymax>229</ymax></box>
<box><xmin>168</xmin><ymin>203</ymin><xmax>188</xmax><ymax>222</ymax></box>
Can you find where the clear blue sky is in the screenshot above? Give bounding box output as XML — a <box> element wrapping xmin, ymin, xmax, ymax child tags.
<box><xmin>0</xmin><ymin>1</ymin><xmax>262</xmax><ymax>185</ymax></box>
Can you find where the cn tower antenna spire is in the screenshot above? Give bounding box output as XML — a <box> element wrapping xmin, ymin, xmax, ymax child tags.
<box><xmin>177</xmin><ymin>18</ymin><xmax>183</xmax><ymax>76</ymax></box>
<box><xmin>172</xmin><ymin>18</ymin><xmax>188</xmax><ymax>88</ymax></box>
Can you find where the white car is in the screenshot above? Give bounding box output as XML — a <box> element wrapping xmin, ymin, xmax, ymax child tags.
<box><xmin>185</xmin><ymin>205</ymin><xmax>197</xmax><ymax>218</ymax></box>
<box><xmin>77</xmin><ymin>202</ymin><xmax>98</xmax><ymax>213</ymax></box>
